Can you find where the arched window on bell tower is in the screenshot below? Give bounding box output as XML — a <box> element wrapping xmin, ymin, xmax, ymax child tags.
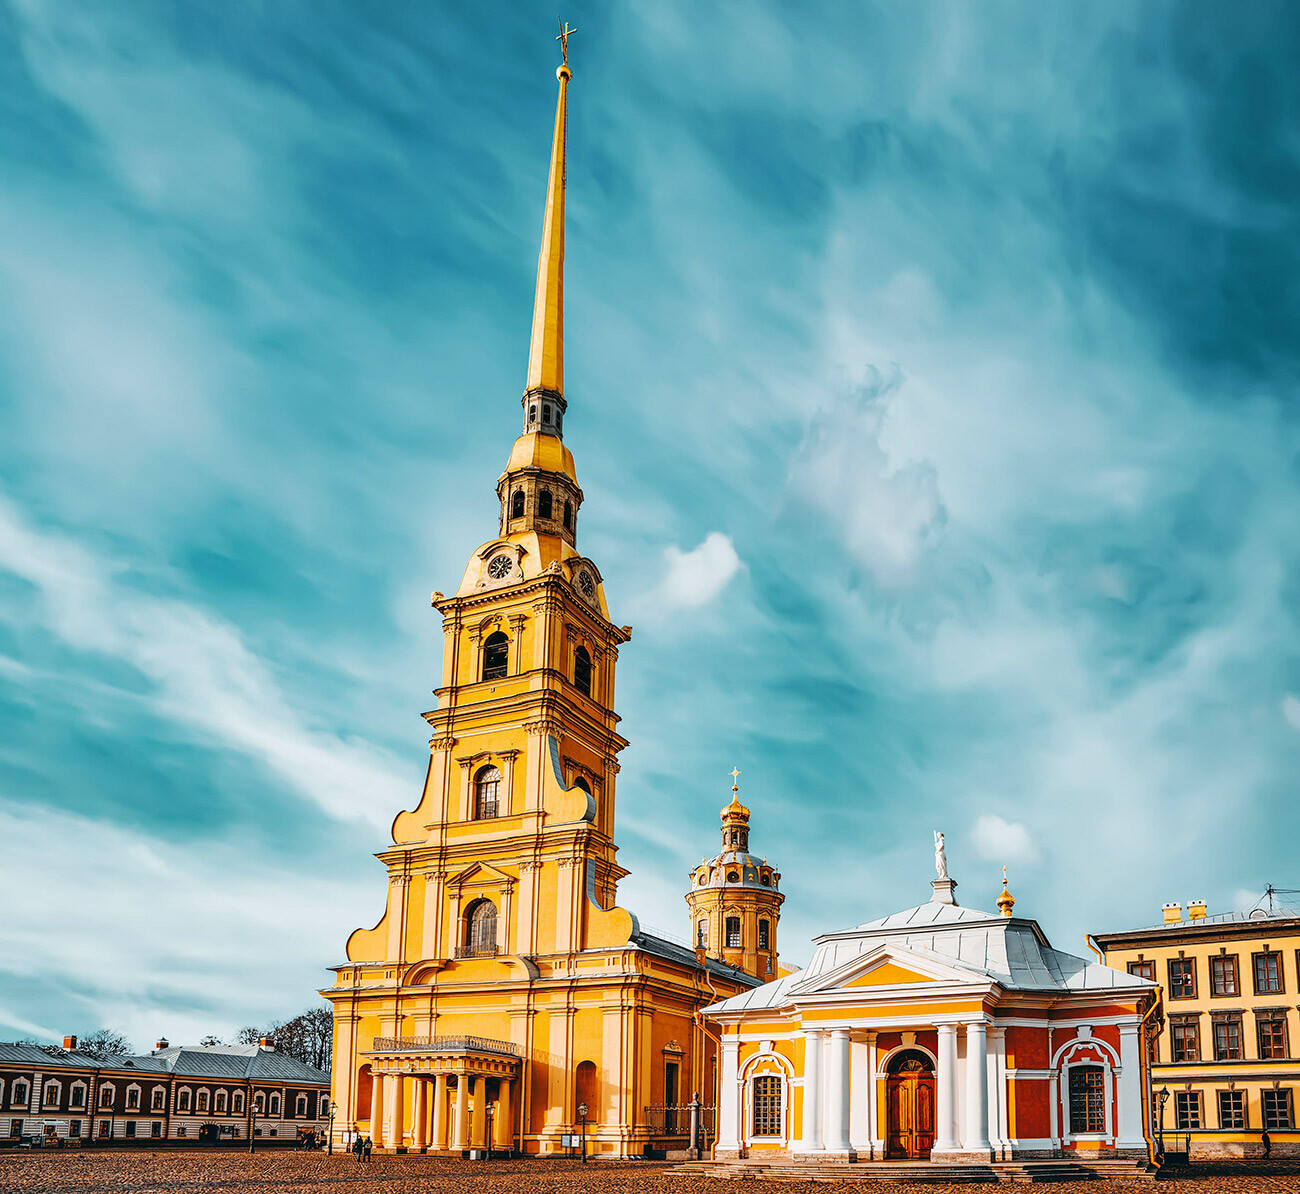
<box><xmin>511</xmin><ymin>489</ymin><xmax>525</xmax><ymax>519</ymax></box>
<box><xmin>573</xmin><ymin>645</ymin><xmax>592</xmax><ymax>696</ymax></box>
<box><xmin>482</xmin><ymin>632</ymin><xmax>509</xmax><ymax>680</ymax></box>
<box><xmin>474</xmin><ymin>765</ymin><xmax>501</xmax><ymax>819</ymax></box>
<box><xmin>563</xmin><ymin>500</ymin><xmax>573</xmax><ymax>530</ymax></box>
<box><xmin>538</xmin><ymin>489</ymin><xmax>553</xmax><ymax>520</ymax></box>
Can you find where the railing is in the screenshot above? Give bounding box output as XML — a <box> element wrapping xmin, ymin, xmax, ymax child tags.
<box><xmin>643</xmin><ymin>1104</ymin><xmax>714</xmax><ymax>1139</ymax></box>
<box><xmin>371</xmin><ymin>1035</ymin><xmax>522</xmax><ymax>1057</ymax></box>
<box><xmin>454</xmin><ymin>944</ymin><xmax>500</xmax><ymax>959</ymax></box>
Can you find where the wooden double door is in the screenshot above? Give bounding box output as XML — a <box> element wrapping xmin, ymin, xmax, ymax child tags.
<box><xmin>885</xmin><ymin>1051</ymin><xmax>935</xmax><ymax>1160</ymax></box>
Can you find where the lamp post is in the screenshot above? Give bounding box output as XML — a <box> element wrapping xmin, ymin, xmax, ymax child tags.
<box><xmin>1156</xmin><ymin>1086</ymin><xmax>1169</xmax><ymax>1157</ymax></box>
<box><xmin>484</xmin><ymin>1100</ymin><xmax>494</xmax><ymax>1159</ymax></box>
<box><xmin>577</xmin><ymin>1102</ymin><xmax>588</xmax><ymax>1164</ymax></box>
<box><xmin>327</xmin><ymin>1101</ymin><xmax>337</xmax><ymax>1156</ymax></box>
<box><xmin>248</xmin><ymin>1091</ymin><xmax>257</xmax><ymax>1154</ymax></box>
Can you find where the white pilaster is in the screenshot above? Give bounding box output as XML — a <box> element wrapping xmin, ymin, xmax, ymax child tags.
<box><xmin>795</xmin><ymin>1028</ymin><xmax>824</xmax><ymax>1151</ymax></box>
<box><xmin>934</xmin><ymin>1024</ymin><xmax>960</xmax><ymax>1152</ymax></box>
<box><xmin>825</xmin><ymin>1028</ymin><xmax>852</xmax><ymax>1153</ymax></box>
<box><xmin>988</xmin><ymin>1026</ymin><xmax>1008</xmax><ymax>1159</ymax></box>
<box><xmin>964</xmin><ymin>1022</ymin><xmax>991</xmax><ymax>1154</ymax></box>
<box><xmin>716</xmin><ymin>1037</ymin><xmax>741</xmax><ymax>1156</ymax></box>
<box><xmin>1116</xmin><ymin>1023</ymin><xmax>1146</xmax><ymax>1149</ymax></box>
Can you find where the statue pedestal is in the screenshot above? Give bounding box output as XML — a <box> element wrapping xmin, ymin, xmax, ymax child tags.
<box><xmin>931</xmin><ymin>878</ymin><xmax>958</xmax><ymax>905</ymax></box>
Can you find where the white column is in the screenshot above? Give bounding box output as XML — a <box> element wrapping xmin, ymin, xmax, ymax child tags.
<box><xmin>988</xmin><ymin>1027</ymin><xmax>1008</xmax><ymax>1159</ymax></box>
<box><xmin>369</xmin><ymin>1073</ymin><xmax>384</xmax><ymax>1145</ymax></box>
<box><xmin>390</xmin><ymin>1075</ymin><xmax>405</xmax><ymax>1149</ymax></box>
<box><xmin>797</xmin><ymin>1028</ymin><xmax>824</xmax><ymax>1151</ymax></box>
<box><xmin>935</xmin><ymin>1024</ymin><xmax>960</xmax><ymax>1152</ymax></box>
<box><xmin>963</xmin><ymin>1022</ymin><xmax>991</xmax><ymax>1154</ymax></box>
<box><xmin>825</xmin><ymin>1028</ymin><xmax>852</xmax><ymax>1152</ymax></box>
<box><xmin>716</xmin><ymin>1038</ymin><xmax>741</xmax><ymax>1155</ymax></box>
<box><xmin>1116</xmin><ymin>1023</ymin><xmax>1146</xmax><ymax>1149</ymax></box>
<box><xmin>867</xmin><ymin>1031</ymin><xmax>884</xmax><ymax>1159</ymax></box>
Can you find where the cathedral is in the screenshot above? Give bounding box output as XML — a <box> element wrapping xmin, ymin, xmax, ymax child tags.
<box><xmin>321</xmin><ymin>46</ymin><xmax>782</xmax><ymax>1157</ymax></box>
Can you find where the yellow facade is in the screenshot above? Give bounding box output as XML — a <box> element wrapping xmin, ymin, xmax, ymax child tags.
<box><xmin>1094</xmin><ymin>900</ymin><xmax>1300</xmax><ymax>1158</ymax></box>
<box><xmin>321</xmin><ymin>49</ymin><xmax>759</xmax><ymax>1157</ymax></box>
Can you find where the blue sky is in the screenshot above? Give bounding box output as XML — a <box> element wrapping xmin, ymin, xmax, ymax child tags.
<box><xmin>2</xmin><ymin>1</ymin><xmax>1299</xmax><ymax>1046</ymax></box>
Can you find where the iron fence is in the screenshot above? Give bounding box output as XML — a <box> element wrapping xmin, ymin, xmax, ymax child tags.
<box><xmin>643</xmin><ymin>1104</ymin><xmax>714</xmax><ymax>1139</ymax></box>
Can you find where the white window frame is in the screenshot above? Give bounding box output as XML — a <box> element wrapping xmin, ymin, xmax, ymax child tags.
<box><xmin>319</xmin><ymin>1094</ymin><xmax>330</xmax><ymax>1118</ymax></box>
<box><xmin>739</xmin><ymin>1051</ymin><xmax>794</xmax><ymax>1147</ymax></box>
<box><xmin>295</xmin><ymin>1093</ymin><xmax>308</xmax><ymax>1117</ymax></box>
<box><xmin>1053</xmin><ymin>1036</ymin><xmax>1119</xmax><ymax>1144</ymax></box>
<box><xmin>12</xmin><ymin>1079</ymin><xmax>28</xmax><ymax>1107</ymax></box>
<box><xmin>195</xmin><ymin>1087</ymin><xmax>210</xmax><ymax>1113</ymax></box>
<box><xmin>151</xmin><ymin>1087</ymin><xmax>166</xmax><ymax>1111</ymax></box>
<box><xmin>69</xmin><ymin>1080</ymin><xmax>88</xmax><ymax>1110</ymax></box>
<box><xmin>176</xmin><ymin>1086</ymin><xmax>192</xmax><ymax>1113</ymax></box>
<box><xmin>98</xmin><ymin>1083</ymin><xmax>114</xmax><ymax>1109</ymax></box>
<box><xmin>126</xmin><ymin>1083</ymin><xmax>141</xmax><ymax>1111</ymax></box>
<box><xmin>233</xmin><ymin>1091</ymin><xmax>245</xmax><ymax>1115</ymax></box>
<box><xmin>215</xmin><ymin>1090</ymin><xmax>228</xmax><ymax>1114</ymax></box>
<box><xmin>253</xmin><ymin>1091</ymin><xmax>265</xmax><ymax>1114</ymax></box>
<box><xmin>269</xmin><ymin>1093</ymin><xmax>281</xmax><ymax>1116</ymax></box>
<box><xmin>43</xmin><ymin>1079</ymin><xmax>62</xmax><ymax>1108</ymax></box>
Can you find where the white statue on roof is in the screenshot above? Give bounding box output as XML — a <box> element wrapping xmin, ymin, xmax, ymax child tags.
<box><xmin>934</xmin><ymin>830</ymin><xmax>948</xmax><ymax>880</ymax></box>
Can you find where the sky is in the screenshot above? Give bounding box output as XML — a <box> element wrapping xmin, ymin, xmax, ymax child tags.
<box><xmin>1</xmin><ymin>0</ymin><xmax>1299</xmax><ymax>1047</ymax></box>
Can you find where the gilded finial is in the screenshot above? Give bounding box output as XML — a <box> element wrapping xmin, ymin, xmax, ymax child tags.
<box><xmin>730</xmin><ymin>765</ymin><xmax>741</xmax><ymax>793</ymax></box>
<box><xmin>997</xmin><ymin>866</ymin><xmax>1015</xmax><ymax>918</ymax></box>
<box><xmin>721</xmin><ymin>765</ymin><xmax>750</xmax><ymax>822</ymax></box>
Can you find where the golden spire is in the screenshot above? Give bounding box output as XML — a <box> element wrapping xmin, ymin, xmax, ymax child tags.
<box><xmin>997</xmin><ymin>866</ymin><xmax>1015</xmax><ymax>918</ymax></box>
<box><xmin>721</xmin><ymin>766</ymin><xmax>750</xmax><ymax>823</ymax></box>
<box><xmin>524</xmin><ymin>22</ymin><xmax>575</xmax><ymax>400</ymax></box>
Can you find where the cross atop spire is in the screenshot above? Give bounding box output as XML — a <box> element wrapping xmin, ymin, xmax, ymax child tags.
<box><xmin>557</xmin><ymin>19</ymin><xmax>577</xmax><ymax>68</ymax></box>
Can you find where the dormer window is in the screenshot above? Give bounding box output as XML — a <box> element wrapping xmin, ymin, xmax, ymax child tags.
<box><xmin>538</xmin><ymin>489</ymin><xmax>553</xmax><ymax>520</ymax></box>
<box><xmin>482</xmin><ymin>632</ymin><xmax>509</xmax><ymax>681</ymax></box>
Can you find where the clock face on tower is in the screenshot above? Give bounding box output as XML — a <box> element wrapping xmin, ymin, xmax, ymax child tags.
<box><xmin>487</xmin><ymin>554</ymin><xmax>513</xmax><ymax>580</ymax></box>
<box><xmin>577</xmin><ymin>570</ymin><xmax>596</xmax><ymax>599</ymax></box>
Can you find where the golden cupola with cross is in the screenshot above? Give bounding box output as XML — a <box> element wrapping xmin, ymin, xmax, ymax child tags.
<box><xmin>686</xmin><ymin>769</ymin><xmax>784</xmax><ymax>980</ymax></box>
<box><xmin>322</xmin><ymin>29</ymin><xmax>762</xmax><ymax>1161</ymax></box>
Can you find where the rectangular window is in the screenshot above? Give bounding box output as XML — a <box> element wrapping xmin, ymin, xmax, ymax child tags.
<box><xmin>751</xmin><ymin>1074</ymin><xmax>782</xmax><ymax>1136</ymax></box>
<box><xmin>99</xmin><ymin>1088</ymin><xmax>113</xmax><ymax>1109</ymax></box>
<box><xmin>1172</xmin><ymin>1019</ymin><xmax>1200</xmax><ymax>1062</ymax></box>
<box><xmin>1128</xmin><ymin>959</ymin><xmax>1155</xmax><ymax>981</ymax></box>
<box><xmin>758</xmin><ymin>919</ymin><xmax>770</xmax><ymax>951</ymax></box>
<box><xmin>125</xmin><ymin>1121</ymin><xmax>136</xmax><ymax>1138</ymax></box>
<box><xmin>725</xmin><ymin>917</ymin><xmax>741</xmax><ymax>948</ymax></box>
<box><xmin>1258</xmin><ymin>1015</ymin><xmax>1289</xmax><ymax>1060</ymax></box>
<box><xmin>1068</xmin><ymin>1066</ymin><xmax>1106</xmax><ymax>1134</ymax></box>
<box><xmin>216</xmin><ymin>1092</ymin><xmax>227</xmax><ymax>1113</ymax></box>
<box><xmin>9</xmin><ymin>1120</ymin><xmax>20</xmax><ymax>1138</ymax></box>
<box><xmin>151</xmin><ymin>1122</ymin><xmax>162</xmax><ymax>1138</ymax></box>
<box><xmin>1211</xmin><ymin>955</ymin><xmax>1239</xmax><ymax>996</ymax></box>
<box><xmin>69</xmin><ymin>1121</ymin><xmax>81</xmax><ymax>1138</ymax></box>
<box><xmin>152</xmin><ymin>1089</ymin><xmax>165</xmax><ymax>1110</ymax></box>
<box><xmin>1213</xmin><ymin>1018</ymin><xmax>1242</xmax><ymax>1060</ymax></box>
<box><xmin>98</xmin><ymin>1121</ymin><xmax>109</xmax><ymax>1138</ymax></box>
<box><xmin>44</xmin><ymin>1087</ymin><xmax>59</xmax><ymax>1108</ymax></box>
<box><xmin>69</xmin><ymin>1086</ymin><xmax>85</xmax><ymax>1109</ymax></box>
<box><xmin>1174</xmin><ymin>1091</ymin><xmax>1202</xmax><ymax>1130</ymax></box>
<box><xmin>178</xmin><ymin>1091</ymin><xmax>191</xmax><ymax>1112</ymax></box>
<box><xmin>1263</xmin><ymin>1089</ymin><xmax>1294</xmax><ymax>1130</ymax></box>
<box><xmin>1217</xmin><ymin>1090</ymin><xmax>1246</xmax><ymax>1130</ymax></box>
<box><xmin>1254</xmin><ymin>952</ymin><xmax>1284</xmax><ymax>994</ymax></box>
<box><xmin>1168</xmin><ymin>957</ymin><xmax>1197</xmax><ymax>999</ymax></box>
<box><xmin>13</xmin><ymin>1083</ymin><xmax>27</xmax><ymax>1106</ymax></box>
<box><xmin>127</xmin><ymin>1089</ymin><xmax>139</xmax><ymax>1110</ymax></box>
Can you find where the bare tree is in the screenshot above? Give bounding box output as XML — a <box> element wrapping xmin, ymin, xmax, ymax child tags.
<box><xmin>77</xmin><ymin>1029</ymin><xmax>133</xmax><ymax>1059</ymax></box>
<box><xmin>199</xmin><ymin>1034</ymin><xmax>222</xmax><ymax>1047</ymax></box>
<box><xmin>234</xmin><ymin>1026</ymin><xmax>263</xmax><ymax>1045</ymax></box>
<box><xmin>269</xmin><ymin>1008</ymin><xmax>332</xmax><ymax>1072</ymax></box>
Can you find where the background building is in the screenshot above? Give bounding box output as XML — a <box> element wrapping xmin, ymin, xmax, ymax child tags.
<box><xmin>0</xmin><ymin>1036</ymin><xmax>329</xmax><ymax>1146</ymax></box>
<box><xmin>1093</xmin><ymin>896</ymin><xmax>1300</xmax><ymax>1157</ymax></box>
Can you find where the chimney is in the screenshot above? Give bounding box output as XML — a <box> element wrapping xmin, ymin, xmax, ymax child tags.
<box><xmin>1188</xmin><ymin>899</ymin><xmax>1207</xmax><ymax>920</ymax></box>
<box><xmin>62</xmin><ymin>1035</ymin><xmax>77</xmax><ymax>1052</ymax></box>
<box><xmin>258</xmin><ymin>1036</ymin><xmax>275</xmax><ymax>1050</ymax></box>
<box><xmin>155</xmin><ymin>1038</ymin><xmax>169</xmax><ymax>1052</ymax></box>
<box><xmin>1162</xmin><ymin>902</ymin><xmax>1182</xmax><ymax>925</ymax></box>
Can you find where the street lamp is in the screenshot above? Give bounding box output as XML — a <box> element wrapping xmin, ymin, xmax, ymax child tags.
<box><xmin>577</xmin><ymin>1102</ymin><xmax>588</xmax><ymax>1164</ymax></box>
<box><xmin>248</xmin><ymin>1090</ymin><xmax>257</xmax><ymax>1154</ymax></box>
<box><xmin>327</xmin><ymin>1101</ymin><xmax>337</xmax><ymax>1156</ymax></box>
<box><xmin>484</xmin><ymin>1100</ymin><xmax>494</xmax><ymax>1158</ymax></box>
<box><xmin>1156</xmin><ymin>1086</ymin><xmax>1169</xmax><ymax>1157</ymax></box>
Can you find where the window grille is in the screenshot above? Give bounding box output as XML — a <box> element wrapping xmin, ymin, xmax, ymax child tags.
<box><xmin>1068</xmin><ymin>1066</ymin><xmax>1106</xmax><ymax>1134</ymax></box>
<box><xmin>1213</xmin><ymin>1019</ymin><xmax>1242</xmax><ymax>1060</ymax></box>
<box><xmin>751</xmin><ymin>1075</ymin><xmax>782</xmax><ymax>1136</ymax></box>
<box><xmin>1218</xmin><ymin>1090</ymin><xmax>1246</xmax><ymax>1129</ymax></box>
<box><xmin>1128</xmin><ymin>960</ymin><xmax>1155</xmax><ymax>981</ymax></box>
<box><xmin>1211</xmin><ymin>955</ymin><xmax>1239</xmax><ymax>996</ymax></box>
<box><xmin>1168</xmin><ymin>958</ymin><xmax>1196</xmax><ymax>998</ymax></box>
<box><xmin>725</xmin><ymin>917</ymin><xmax>741</xmax><ymax>948</ymax></box>
<box><xmin>1263</xmin><ymin>1089</ymin><xmax>1293</xmax><ymax>1129</ymax></box>
<box><xmin>1254</xmin><ymin>952</ymin><xmax>1283</xmax><ymax>994</ymax></box>
<box><xmin>1174</xmin><ymin>1091</ymin><xmax>1201</xmax><ymax>1130</ymax></box>
<box><xmin>1258</xmin><ymin>1015</ymin><xmax>1288</xmax><ymax>1060</ymax></box>
<box><xmin>758</xmin><ymin>920</ymin><xmax>770</xmax><ymax>951</ymax></box>
<box><xmin>1171</xmin><ymin>1020</ymin><xmax>1199</xmax><ymax>1062</ymax></box>
<box><xmin>463</xmin><ymin>900</ymin><xmax>499</xmax><ymax>957</ymax></box>
<box><xmin>474</xmin><ymin>766</ymin><xmax>501</xmax><ymax>819</ymax></box>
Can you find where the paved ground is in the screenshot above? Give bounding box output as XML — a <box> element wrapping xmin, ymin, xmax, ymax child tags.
<box><xmin>2</xmin><ymin>1151</ymin><xmax>1300</xmax><ymax>1193</ymax></box>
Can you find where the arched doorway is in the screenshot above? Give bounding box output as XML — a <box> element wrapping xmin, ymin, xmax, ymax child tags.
<box><xmin>885</xmin><ymin>1049</ymin><xmax>935</xmax><ymax>1160</ymax></box>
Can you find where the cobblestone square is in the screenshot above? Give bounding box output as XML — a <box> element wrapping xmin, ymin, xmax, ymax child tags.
<box><xmin>3</xmin><ymin>1152</ymin><xmax>1300</xmax><ymax>1194</ymax></box>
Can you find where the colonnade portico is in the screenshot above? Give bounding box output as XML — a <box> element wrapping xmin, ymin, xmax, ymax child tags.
<box><xmin>367</xmin><ymin>1037</ymin><xmax>519</xmax><ymax>1153</ymax></box>
<box><xmin>739</xmin><ymin>1020</ymin><xmax>1001</xmax><ymax>1161</ymax></box>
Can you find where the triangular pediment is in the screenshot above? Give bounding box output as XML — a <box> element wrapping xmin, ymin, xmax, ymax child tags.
<box><xmin>796</xmin><ymin>942</ymin><xmax>992</xmax><ymax>996</ymax></box>
<box><xmin>446</xmin><ymin>860</ymin><xmax>515</xmax><ymax>892</ymax></box>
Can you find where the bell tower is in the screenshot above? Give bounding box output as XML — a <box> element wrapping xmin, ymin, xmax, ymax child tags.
<box><xmin>686</xmin><ymin>769</ymin><xmax>783</xmax><ymax>980</ymax></box>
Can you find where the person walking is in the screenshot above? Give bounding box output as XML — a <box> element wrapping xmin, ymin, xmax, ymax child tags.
<box><xmin>363</xmin><ymin>1135</ymin><xmax>373</xmax><ymax>1162</ymax></box>
<box><xmin>353</xmin><ymin>1135</ymin><xmax>363</xmax><ymax>1162</ymax></box>
<box><xmin>1262</xmin><ymin>1127</ymin><xmax>1272</xmax><ymax>1159</ymax></box>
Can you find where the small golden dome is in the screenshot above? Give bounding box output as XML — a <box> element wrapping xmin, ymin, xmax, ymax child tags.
<box><xmin>997</xmin><ymin>868</ymin><xmax>1015</xmax><ymax>918</ymax></box>
<box><xmin>720</xmin><ymin>766</ymin><xmax>750</xmax><ymax>822</ymax></box>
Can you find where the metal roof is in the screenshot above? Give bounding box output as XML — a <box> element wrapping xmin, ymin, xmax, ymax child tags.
<box><xmin>0</xmin><ymin>1043</ymin><xmax>328</xmax><ymax>1085</ymax></box>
